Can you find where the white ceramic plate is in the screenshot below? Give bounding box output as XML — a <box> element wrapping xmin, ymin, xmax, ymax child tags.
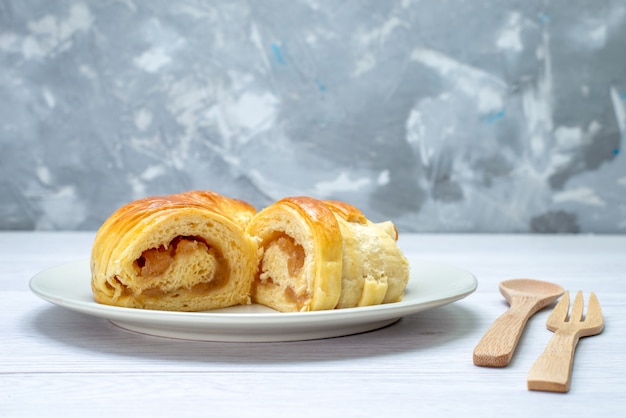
<box><xmin>29</xmin><ymin>259</ymin><xmax>477</xmax><ymax>342</ymax></box>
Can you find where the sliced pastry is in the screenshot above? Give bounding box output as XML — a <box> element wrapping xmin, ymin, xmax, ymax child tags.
<box><xmin>246</xmin><ymin>196</ymin><xmax>410</xmax><ymax>312</ymax></box>
<box><xmin>90</xmin><ymin>190</ymin><xmax>258</xmax><ymax>311</ymax></box>
<box><xmin>246</xmin><ymin>196</ymin><xmax>344</xmax><ymax>312</ymax></box>
<box><xmin>323</xmin><ymin>200</ymin><xmax>410</xmax><ymax>309</ymax></box>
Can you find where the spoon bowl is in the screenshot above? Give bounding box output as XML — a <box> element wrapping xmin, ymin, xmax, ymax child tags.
<box><xmin>473</xmin><ymin>278</ymin><xmax>565</xmax><ymax>367</ymax></box>
<box><xmin>499</xmin><ymin>278</ymin><xmax>564</xmax><ymax>308</ymax></box>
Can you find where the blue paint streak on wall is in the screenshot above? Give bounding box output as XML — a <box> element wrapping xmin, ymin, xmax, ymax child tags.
<box><xmin>314</xmin><ymin>78</ymin><xmax>327</xmax><ymax>92</ymax></box>
<box><xmin>482</xmin><ymin>109</ymin><xmax>506</xmax><ymax>124</ymax></box>
<box><xmin>271</xmin><ymin>43</ymin><xmax>287</xmax><ymax>65</ymax></box>
<box><xmin>614</xmin><ymin>148</ymin><xmax>620</xmax><ymax>156</ymax></box>
<box><xmin>537</xmin><ymin>12</ymin><xmax>551</xmax><ymax>24</ymax></box>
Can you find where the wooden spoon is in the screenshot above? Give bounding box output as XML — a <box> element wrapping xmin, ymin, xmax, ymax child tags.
<box><xmin>473</xmin><ymin>278</ymin><xmax>564</xmax><ymax>367</ymax></box>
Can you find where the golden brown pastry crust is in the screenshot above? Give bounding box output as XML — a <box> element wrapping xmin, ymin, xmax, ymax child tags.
<box><xmin>246</xmin><ymin>196</ymin><xmax>409</xmax><ymax>312</ymax></box>
<box><xmin>245</xmin><ymin>196</ymin><xmax>344</xmax><ymax>312</ymax></box>
<box><xmin>90</xmin><ymin>190</ymin><xmax>258</xmax><ymax>311</ymax></box>
<box><xmin>92</xmin><ymin>191</ymin><xmax>409</xmax><ymax>313</ymax></box>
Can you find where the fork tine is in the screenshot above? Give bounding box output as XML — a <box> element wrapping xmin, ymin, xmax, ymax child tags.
<box><xmin>546</xmin><ymin>291</ymin><xmax>570</xmax><ymax>330</ymax></box>
<box><xmin>584</xmin><ymin>292</ymin><xmax>605</xmax><ymax>331</ymax></box>
<box><xmin>570</xmin><ymin>291</ymin><xmax>584</xmax><ymax>322</ymax></box>
<box><xmin>587</xmin><ymin>292</ymin><xmax>603</xmax><ymax>318</ymax></box>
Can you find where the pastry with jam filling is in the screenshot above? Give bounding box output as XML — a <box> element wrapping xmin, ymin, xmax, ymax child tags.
<box><xmin>246</xmin><ymin>196</ymin><xmax>409</xmax><ymax>312</ymax></box>
<box><xmin>90</xmin><ymin>190</ymin><xmax>258</xmax><ymax>311</ymax></box>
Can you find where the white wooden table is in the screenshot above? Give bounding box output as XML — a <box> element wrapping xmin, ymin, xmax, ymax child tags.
<box><xmin>1</xmin><ymin>232</ymin><xmax>624</xmax><ymax>417</ymax></box>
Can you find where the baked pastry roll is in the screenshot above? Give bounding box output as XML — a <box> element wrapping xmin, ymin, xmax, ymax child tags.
<box><xmin>323</xmin><ymin>200</ymin><xmax>410</xmax><ymax>309</ymax></box>
<box><xmin>246</xmin><ymin>196</ymin><xmax>343</xmax><ymax>312</ymax></box>
<box><xmin>246</xmin><ymin>196</ymin><xmax>410</xmax><ymax>312</ymax></box>
<box><xmin>90</xmin><ymin>190</ymin><xmax>258</xmax><ymax>311</ymax></box>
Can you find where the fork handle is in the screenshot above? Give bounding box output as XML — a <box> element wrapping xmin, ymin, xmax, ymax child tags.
<box><xmin>527</xmin><ymin>330</ymin><xmax>581</xmax><ymax>393</ymax></box>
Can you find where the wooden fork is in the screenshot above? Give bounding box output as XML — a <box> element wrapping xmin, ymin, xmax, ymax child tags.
<box><xmin>527</xmin><ymin>291</ymin><xmax>604</xmax><ymax>393</ymax></box>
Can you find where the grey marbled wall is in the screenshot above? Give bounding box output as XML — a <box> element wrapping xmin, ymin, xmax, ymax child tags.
<box><xmin>1</xmin><ymin>0</ymin><xmax>626</xmax><ymax>233</ymax></box>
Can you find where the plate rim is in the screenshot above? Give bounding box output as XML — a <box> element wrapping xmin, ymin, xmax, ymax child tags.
<box><xmin>29</xmin><ymin>259</ymin><xmax>477</xmax><ymax>341</ymax></box>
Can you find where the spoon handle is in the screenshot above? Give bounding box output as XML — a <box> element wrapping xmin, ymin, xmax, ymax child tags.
<box><xmin>473</xmin><ymin>302</ymin><xmax>535</xmax><ymax>367</ymax></box>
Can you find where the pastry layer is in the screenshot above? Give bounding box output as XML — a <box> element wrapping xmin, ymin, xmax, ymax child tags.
<box><xmin>90</xmin><ymin>190</ymin><xmax>258</xmax><ymax>311</ymax></box>
<box><xmin>246</xmin><ymin>196</ymin><xmax>343</xmax><ymax>312</ymax></box>
<box><xmin>246</xmin><ymin>197</ymin><xmax>409</xmax><ymax>312</ymax></box>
